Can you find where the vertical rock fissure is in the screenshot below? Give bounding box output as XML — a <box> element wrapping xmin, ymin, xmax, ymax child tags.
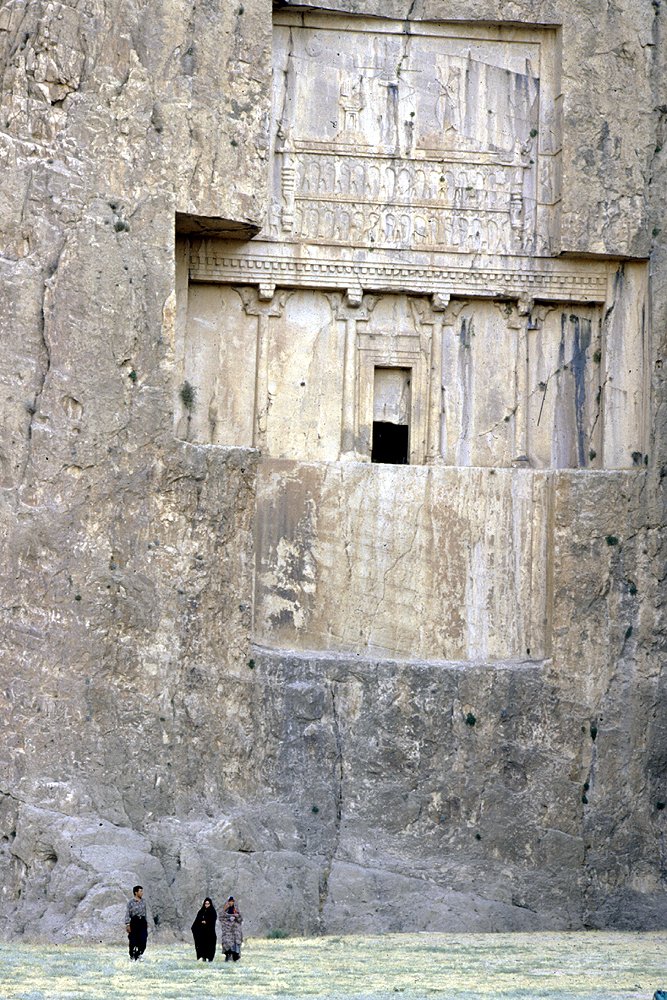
<box><xmin>317</xmin><ymin>680</ymin><xmax>344</xmax><ymax>931</ymax></box>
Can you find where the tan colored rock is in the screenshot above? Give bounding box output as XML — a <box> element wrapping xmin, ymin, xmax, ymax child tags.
<box><xmin>0</xmin><ymin>0</ymin><xmax>664</xmax><ymax>942</ymax></box>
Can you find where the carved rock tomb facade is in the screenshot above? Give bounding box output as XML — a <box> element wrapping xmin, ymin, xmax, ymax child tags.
<box><xmin>0</xmin><ymin>0</ymin><xmax>664</xmax><ymax>941</ymax></box>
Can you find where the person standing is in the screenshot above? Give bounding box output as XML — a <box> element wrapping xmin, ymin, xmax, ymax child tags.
<box><xmin>125</xmin><ymin>885</ymin><xmax>148</xmax><ymax>961</ymax></box>
<box><xmin>191</xmin><ymin>897</ymin><xmax>217</xmax><ymax>962</ymax></box>
<box><xmin>219</xmin><ymin>896</ymin><xmax>243</xmax><ymax>962</ymax></box>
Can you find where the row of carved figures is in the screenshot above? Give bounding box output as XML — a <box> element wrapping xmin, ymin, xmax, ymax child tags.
<box><xmin>292</xmin><ymin>155</ymin><xmax>530</xmax><ymax>208</ymax></box>
<box><xmin>266</xmin><ymin>201</ymin><xmax>534</xmax><ymax>254</ymax></box>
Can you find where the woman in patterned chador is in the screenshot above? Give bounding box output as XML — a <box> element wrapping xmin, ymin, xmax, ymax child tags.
<box><xmin>219</xmin><ymin>896</ymin><xmax>243</xmax><ymax>962</ymax></box>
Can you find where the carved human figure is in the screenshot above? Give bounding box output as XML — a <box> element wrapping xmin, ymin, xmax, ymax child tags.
<box><xmin>320</xmin><ymin>208</ymin><xmax>335</xmax><ymax>240</ymax></box>
<box><xmin>487</xmin><ymin>218</ymin><xmax>503</xmax><ymax>254</ymax></box>
<box><xmin>349</xmin><ymin>211</ymin><xmax>365</xmax><ymax>242</ymax></box>
<box><xmin>397</xmin><ymin>167</ymin><xmax>411</xmax><ymax>197</ymax></box>
<box><xmin>319</xmin><ymin>159</ymin><xmax>334</xmax><ymax>193</ymax></box>
<box><xmin>437</xmin><ymin>62</ymin><xmax>464</xmax><ymax>133</ymax></box>
<box><xmin>414</xmin><ymin>215</ymin><xmax>429</xmax><ymax>245</ymax></box>
<box><xmin>381</xmin><ymin>165</ymin><xmax>396</xmax><ymax>200</ymax></box>
<box><xmin>367</xmin><ymin>163</ymin><xmax>381</xmax><ymax>199</ymax></box>
<box><xmin>305</xmin><ymin>206</ymin><xmax>320</xmax><ymax>238</ymax></box>
<box><xmin>301</xmin><ymin>158</ymin><xmax>319</xmax><ymax>195</ymax></box>
<box><xmin>351</xmin><ymin>162</ymin><xmax>365</xmax><ymax>196</ymax></box>
<box><xmin>468</xmin><ymin>217</ymin><xmax>483</xmax><ymax>252</ymax></box>
<box><xmin>364</xmin><ymin>211</ymin><xmax>381</xmax><ymax>243</ymax></box>
<box><xmin>333</xmin><ymin>208</ymin><xmax>350</xmax><ymax>242</ymax></box>
<box><xmin>338</xmin><ymin>159</ymin><xmax>351</xmax><ymax>195</ymax></box>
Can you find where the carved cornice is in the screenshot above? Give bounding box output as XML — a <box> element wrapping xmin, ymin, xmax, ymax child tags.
<box><xmin>189</xmin><ymin>243</ymin><xmax>611</xmax><ymax>305</ymax></box>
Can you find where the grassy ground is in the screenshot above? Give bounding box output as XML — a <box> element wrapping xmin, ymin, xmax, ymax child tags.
<box><xmin>0</xmin><ymin>932</ymin><xmax>665</xmax><ymax>1000</ymax></box>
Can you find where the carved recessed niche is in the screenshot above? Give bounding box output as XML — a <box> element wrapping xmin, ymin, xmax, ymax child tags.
<box><xmin>175</xmin><ymin>12</ymin><xmax>649</xmax><ymax>471</ymax></box>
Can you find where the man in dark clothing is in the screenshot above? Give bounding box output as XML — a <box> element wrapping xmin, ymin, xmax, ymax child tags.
<box><xmin>124</xmin><ymin>885</ymin><xmax>148</xmax><ymax>960</ymax></box>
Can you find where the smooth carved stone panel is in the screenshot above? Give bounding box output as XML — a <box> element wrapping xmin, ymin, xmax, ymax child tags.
<box><xmin>254</xmin><ymin>462</ymin><xmax>549</xmax><ymax>662</ymax></box>
<box><xmin>527</xmin><ymin>307</ymin><xmax>603</xmax><ymax>469</ymax></box>
<box><xmin>262</xmin><ymin>292</ymin><xmax>345</xmax><ymax>463</ymax></box>
<box><xmin>265</xmin><ymin>14</ymin><xmax>560</xmax><ymax>256</ymax></box>
<box><xmin>441</xmin><ymin>301</ymin><xmax>606</xmax><ymax>469</ymax></box>
<box><xmin>181</xmin><ymin>284</ymin><xmax>256</xmax><ymax>447</ymax></box>
<box><xmin>441</xmin><ymin>302</ymin><xmax>521</xmax><ymax>467</ymax></box>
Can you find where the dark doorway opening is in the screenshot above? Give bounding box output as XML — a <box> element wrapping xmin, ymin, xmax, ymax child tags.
<box><xmin>371</xmin><ymin>422</ymin><xmax>409</xmax><ymax>464</ymax></box>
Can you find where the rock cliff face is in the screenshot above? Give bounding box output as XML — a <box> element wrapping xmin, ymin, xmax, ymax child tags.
<box><xmin>0</xmin><ymin>0</ymin><xmax>665</xmax><ymax>942</ymax></box>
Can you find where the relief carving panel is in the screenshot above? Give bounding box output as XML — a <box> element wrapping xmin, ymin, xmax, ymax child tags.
<box><xmin>264</xmin><ymin>15</ymin><xmax>558</xmax><ymax>256</ymax></box>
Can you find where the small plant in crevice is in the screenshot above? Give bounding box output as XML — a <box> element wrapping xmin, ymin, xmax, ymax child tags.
<box><xmin>465</xmin><ymin>712</ymin><xmax>477</xmax><ymax>727</ymax></box>
<box><xmin>128</xmin><ymin>369</ymin><xmax>137</xmax><ymax>383</ymax></box>
<box><xmin>590</xmin><ymin>723</ymin><xmax>598</xmax><ymax>741</ymax></box>
<box><xmin>624</xmin><ymin>625</ymin><xmax>633</xmax><ymax>641</ymax></box>
<box><xmin>589</xmin><ymin>449</ymin><xmax>597</xmax><ymax>462</ymax></box>
<box><xmin>179</xmin><ymin>380</ymin><xmax>197</xmax><ymax>440</ymax></box>
<box><xmin>311</xmin><ymin>805</ymin><xmax>319</xmax><ymax>814</ymax></box>
<box><xmin>593</xmin><ymin>349</ymin><xmax>602</xmax><ymax>364</ymax></box>
<box><xmin>180</xmin><ymin>380</ymin><xmax>196</xmax><ymax>410</ymax></box>
<box><xmin>631</xmin><ymin>450</ymin><xmax>644</xmax><ymax>466</ymax></box>
<box><xmin>605</xmin><ymin>535</ymin><xmax>619</xmax><ymax>547</ymax></box>
<box><xmin>656</xmin><ymin>801</ymin><xmax>665</xmax><ymax>811</ymax></box>
<box><xmin>247</xmin><ymin>658</ymin><xmax>255</xmax><ymax>670</ymax></box>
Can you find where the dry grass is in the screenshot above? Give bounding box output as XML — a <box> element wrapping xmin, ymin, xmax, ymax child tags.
<box><xmin>0</xmin><ymin>931</ymin><xmax>665</xmax><ymax>999</ymax></box>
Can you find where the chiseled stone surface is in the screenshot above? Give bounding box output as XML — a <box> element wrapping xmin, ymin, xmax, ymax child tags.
<box><xmin>0</xmin><ymin>0</ymin><xmax>665</xmax><ymax>943</ymax></box>
<box><xmin>254</xmin><ymin>461</ymin><xmax>549</xmax><ymax>661</ymax></box>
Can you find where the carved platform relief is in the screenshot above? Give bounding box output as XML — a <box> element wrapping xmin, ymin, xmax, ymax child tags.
<box><xmin>265</xmin><ymin>15</ymin><xmax>558</xmax><ymax>256</ymax></box>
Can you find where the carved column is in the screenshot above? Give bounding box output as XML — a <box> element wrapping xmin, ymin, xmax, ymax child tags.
<box><xmin>408</xmin><ymin>296</ymin><xmax>444</xmax><ymax>465</ymax></box>
<box><xmin>440</xmin><ymin>300</ymin><xmax>467</xmax><ymax>465</ymax></box>
<box><xmin>334</xmin><ymin>292</ymin><xmax>375</xmax><ymax>460</ymax></box>
<box><xmin>506</xmin><ymin>298</ymin><xmax>549</xmax><ymax>467</ymax></box>
<box><xmin>425</xmin><ymin>292</ymin><xmax>450</xmax><ymax>463</ymax></box>
<box><xmin>239</xmin><ymin>288</ymin><xmax>288</xmax><ymax>451</ymax></box>
<box><xmin>505</xmin><ymin>297</ymin><xmax>533</xmax><ymax>463</ymax></box>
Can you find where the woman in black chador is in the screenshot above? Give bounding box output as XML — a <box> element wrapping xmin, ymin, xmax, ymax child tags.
<box><xmin>191</xmin><ymin>897</ymin><xmax>217</xmax><ymax>961</ymax></box>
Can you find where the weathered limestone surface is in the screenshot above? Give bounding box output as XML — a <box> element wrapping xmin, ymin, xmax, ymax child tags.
<box><xmin>0</xmin><ymin>0</ymin><xmax>665</xmax><ymax>943</ymax></box>
<box><xmin>254</xmin><ymin>462</ymin><xmax>549</xmax><ymax>660</ymax></box>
